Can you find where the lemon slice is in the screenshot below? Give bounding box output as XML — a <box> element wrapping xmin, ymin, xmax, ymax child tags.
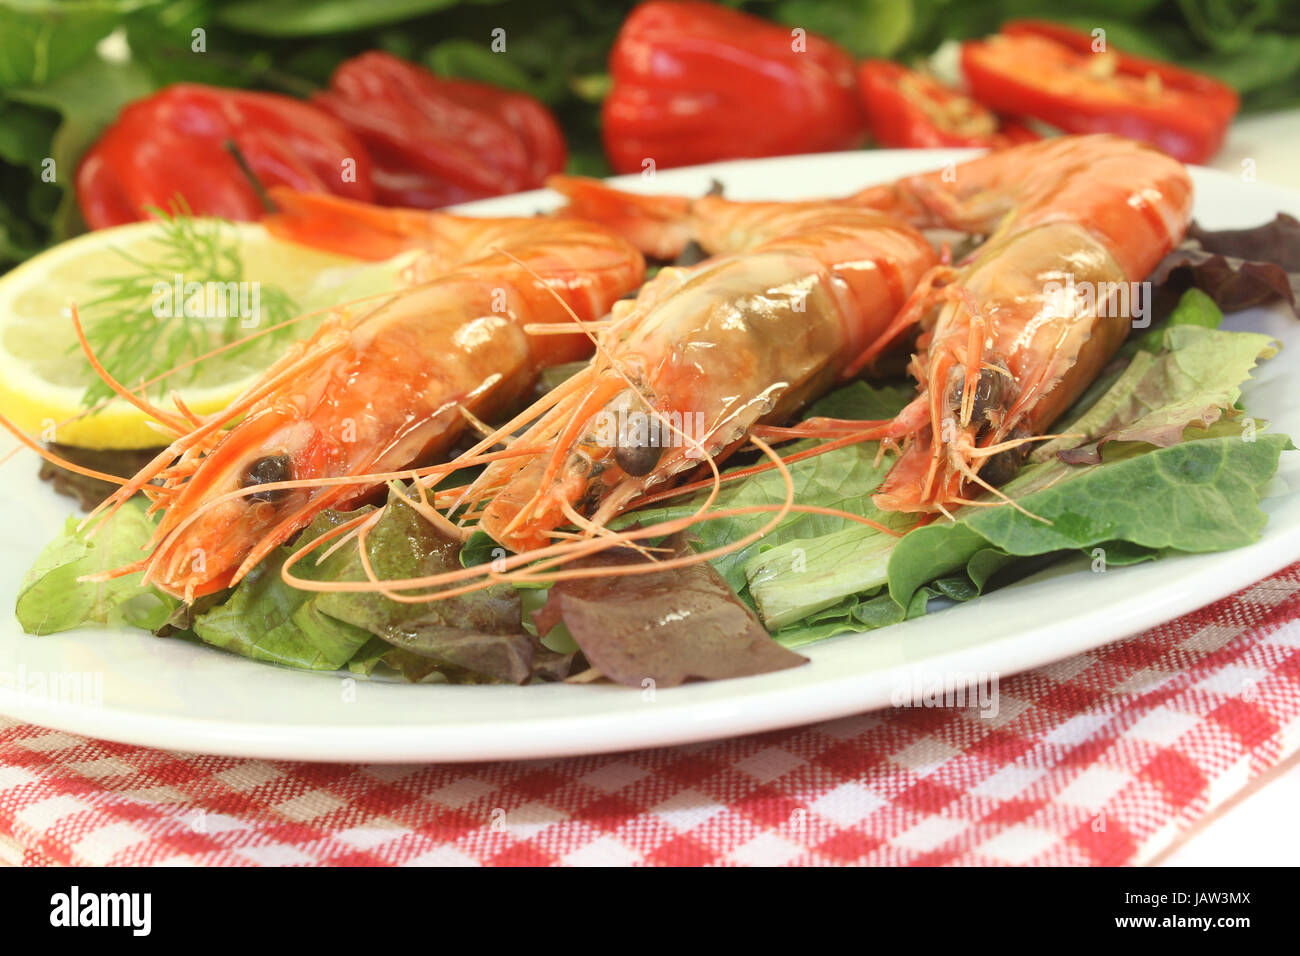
<box><xmin>0</xmin><ymin>219</ymin><xmax>406</xmax><ymax>449</ymax></box>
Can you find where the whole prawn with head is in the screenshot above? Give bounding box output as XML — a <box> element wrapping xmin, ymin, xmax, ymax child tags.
<box><xmin>81</xmin><ymin>199</ymin><xmax>644</xmax><ymax>602</ymax></box>
<box><xmin>847</xmin><ymin>135</ymin><xmax>1194</xmax><ymax>515</ymax></box>
<box><xmin>447</xmin><ymin>200</ymin><xmax>939</xmax><ymax>555</ymax></box>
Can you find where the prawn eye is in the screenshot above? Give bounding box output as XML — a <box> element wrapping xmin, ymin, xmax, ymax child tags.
<box><xmin>615</xmin><ymin>440</ymin><xmax>663</xmax><ymax>477</ymax></box>
<box><xmin>242</xmin><ymin>454</ymin><xmax>293</xmax><ymax>503</ymax></box>
<box><xmin>946</xmin><ymin>361</ymin><xmax>1009</xmax><ymax>426</ymax></box>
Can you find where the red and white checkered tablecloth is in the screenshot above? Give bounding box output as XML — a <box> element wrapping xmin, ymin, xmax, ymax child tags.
<box><xmin>2</xmin><ymin>562</ymin><xmax>1299</xmax><ymax>867</ymax></box>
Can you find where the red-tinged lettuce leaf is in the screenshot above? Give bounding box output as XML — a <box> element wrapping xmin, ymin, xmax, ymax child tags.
<box><xmin>312</xmin><ymin>488</ymin><xmax>546</xmax><ymax>685</ymax></box>
<box><xmin>1033</xmin><ymin>326</ymin><xmax>1277</xmax><ymax>466</ymax></box>
<box><xmin>1151</xmin><ymin>214</ymin><xmax>1300</xmax><ymax>315</ymax></box>
<box><xmin>1189</xmin><ymin>215</ymin><xmax>1300</xmax><ymax>271</ymax></box>
<box><xmin>533</xmin><ymin>535</ymin><xmax>807</xmax><ymax>687</ymax></box>
<box><xmin>192</xmin><ymin>508</ymin><xmax>377</xmax><ymax>671</ymax></box>
<box><xmin>531</xmin><ymin>648</ymin><xmax>578</xmax><ymax>681</ymax></box>
<box><xmin>363</xmin><ymin>616</ymin><xmax>539</xmax><ymax>686</ymax></box>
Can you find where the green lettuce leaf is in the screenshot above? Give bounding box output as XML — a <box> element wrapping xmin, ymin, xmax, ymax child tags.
<box><xmin>751</xmin><ymin>429</ymin><xmax>1286</xmax><ymax>634</ymax></box>
<box><xmin>15</xmin><ymin>497</ymin><xmax>178</xmax><ymax>635</ymax></box>
<box><xmin>740</xmin><ymin>321</ymin><xmax>1288</xmax><ymax>634</ymax></box>
<box><xmin>191</xmin><ymin>508</ymin><xmax>374</xmax><ymax>670</ymax></box>
<box><xmin>617</xmin><ymin>382</ymin><xmax>914</xmax><ymax>593</ymax></box>
<box><xmin>190</xmin><ymin>487</ymin><xmax>546</xmax><ymax>683</ymax></box>
<box><xmin>311</xmin><ymin>490</ymin><xmax>541</xmax><ymax>685</ymax></box>
<box><xmin>16</xmin><ymin>483</ymin><xmax>555</xmax><ymax>683</ymax></box>
<box><xmin>1034</xmin><ymin>325</ymin><xmax>1276</xmax><ymax>465</ymax></box>
<box><xmin>889</xmin><ymin>430</ymin><xmax>1289</xmax><ymax>607</ymax></box>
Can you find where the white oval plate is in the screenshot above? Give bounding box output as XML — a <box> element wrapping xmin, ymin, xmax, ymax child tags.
<box><xmin>2</xmin><ymin>150</ymin><xmax>1298</xmax><ymax>763</ymax></box>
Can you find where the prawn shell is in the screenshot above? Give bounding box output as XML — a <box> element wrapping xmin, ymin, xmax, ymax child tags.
<box><xmin>473</xmin><ymin>205</ymin><xmax>938</xmax><ymax>553</ymax></box>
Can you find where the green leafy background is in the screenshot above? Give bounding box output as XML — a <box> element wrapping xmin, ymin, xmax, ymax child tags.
<box><xmin>3</xmin><ymin>0</ymin><xmax>1299</xmax><ymax>267</ymax></box>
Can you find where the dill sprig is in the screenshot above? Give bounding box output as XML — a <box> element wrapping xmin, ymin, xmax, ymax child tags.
<box><xmin>76</xmin><ymin>201</ymin><xmax>299</xmax><ymax>407</ymax></box>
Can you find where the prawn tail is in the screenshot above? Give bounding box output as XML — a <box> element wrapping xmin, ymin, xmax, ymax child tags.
<box><xmin>547</xmin><ymin>175</ymin><xmax>694</xmax><ymax>261</ymax></box>
<box><xmin>264</xmin><ymin>188</ymin><xmax>448</xmax><ymax>260</ymax></box>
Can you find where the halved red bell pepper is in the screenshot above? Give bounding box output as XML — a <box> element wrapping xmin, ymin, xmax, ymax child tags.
<box><xmin>76</xmin><ymin>84</ymin><xmax>375</xmax><ymax>230</ymax></box>
<box><xmin>312</xmin><ymin>52</ymin><xmax>566</xmax><ymax>207</ymax></box>
<box><xmin>858</xmin><ymin>60</ymin><xmax>1039</xmax><ymax>149</ymax></box>
<box><xmin>1002</xmin><ymin>21</ymin><xmax>1239</xmax><ymax>124</ymax></box>
<box><xmin>602</xmin><ymin>1</ymin><xmax>864</xmax><ymax>174</ymax></box>
<box><xmin>962</xmin><ymin>20</ymin><xmax>1238</xmax><ymax>164</ymax></box>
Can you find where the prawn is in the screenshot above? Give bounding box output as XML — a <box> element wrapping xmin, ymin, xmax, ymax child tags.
<box><xmin>74</xmin><ymin>196</ymin><xmax>645</xmax><ymax>601</ymax></box>
<box><xmin>847</xmin><ymin>134</ymin><xmax>1193</xmax><ymax>514</ymax></box>
<box><xmin>443</xmin><ymin>200</ymin><xmax>938</xmax><ymax>554</ymax></box>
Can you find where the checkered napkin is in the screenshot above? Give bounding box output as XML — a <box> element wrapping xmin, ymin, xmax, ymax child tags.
<box><xmin>2</xmin><ymin>562</ymin><xmax>1299</xmax><ymax>867</ymax></box>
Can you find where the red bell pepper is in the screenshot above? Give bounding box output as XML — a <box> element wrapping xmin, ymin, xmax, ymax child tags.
<box><xmin>76</xmin><ymin>84</ymin><xmax>375</xmax><ymax>230</ymax></box>
<box><xmin>1002</xmin><ymin>21</ymin><xmax>1239</xmax><ymax>123</ymax></box>
<box><xmin>858</xmin><ymin>60</ymin><xmax>1039</xmax><ymax>149</ymax></box>
<box><xmin>962</xmin><ymin>20</ymin><xmax>1239</xmax><ymax>164</ymax></box>
<box><xmin>312</xmin><ymin>52</ymin><xmax>567</xmax><ymax>207</ymax></box>
<box><xmin>602</xmin><ymin>1</ymin><xmax>864</xmax><ymax>174</ymax></box>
